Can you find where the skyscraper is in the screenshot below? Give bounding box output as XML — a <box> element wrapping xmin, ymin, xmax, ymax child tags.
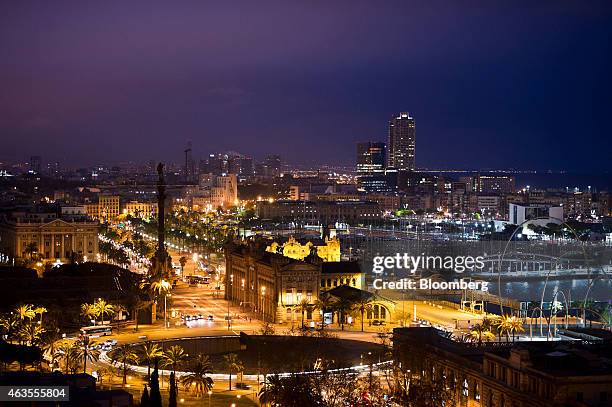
<box><xmin>263</xmin><ymin>155</ymin><xmax>281</xmax><ymax>177</ymax></box>
<box><xmin>356</xmin><ymin>142</ymin><xmax>386</xmax><ymax>174</ymax></box>
<box><xmin>29</xmin><ymin>156</ymin><xmax>42</xmax><ymax>174</ymax></box>
<box><xmin>388</xmin><ymin>112</ymin><xmax>416</xmax><ymax>170</ymax></box>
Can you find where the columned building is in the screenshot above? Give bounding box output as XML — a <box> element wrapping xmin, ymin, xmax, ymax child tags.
<box><xmin>0</xmin><ymin>215</ymin><xmax>99</xmax><ymax>262</ymax></box>
<box><xmin>225</xmin><ymin>240</ymin><xmax>394</xmax><ymax>326</ymax></box>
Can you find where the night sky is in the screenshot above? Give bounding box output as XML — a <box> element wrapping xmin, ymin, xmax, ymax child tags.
<box><xmin>1</xmin><ymin>1</ymin><xmax>611</xmax><ymax>171</ymax></box>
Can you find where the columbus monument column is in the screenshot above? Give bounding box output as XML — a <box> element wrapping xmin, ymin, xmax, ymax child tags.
<box><xmin>151</xmin><ymin>162</ymin><xmax>170</xmax><ymax>279</ymax></box>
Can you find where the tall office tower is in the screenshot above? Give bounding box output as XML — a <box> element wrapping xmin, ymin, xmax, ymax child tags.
<box><xmin>29</xmin><ymin>156</ymin><xmax>42</xmax><ymax>174</ymax></box>
<box><xmin>184</xmin><ymin>141</ymin><xmax>195</xmax><ymax>182</ymax></box>
<box><xmin>356</xmin><ymin>142</ymin><xmax>386</xmax><ymax>174</ymax></box>
<box><xmin>264</xmin><ymin>155</ymin><xmax>281</xmax><ymax>177</ymax></box>
<box><xmin>387</xmin><ymin>112</ymin><xmax>416</xmax><ymax>170</ymax></box>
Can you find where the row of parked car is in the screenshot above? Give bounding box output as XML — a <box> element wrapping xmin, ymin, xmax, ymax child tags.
<box><xmin>182</xmin><ymin>314</ymin><xmax>214</xmax><ymax>322</ymax></box>
<box><xmin>95</xmin><ymin>339</ymin><xmax>118</xmax><ymax>352</ymax></box>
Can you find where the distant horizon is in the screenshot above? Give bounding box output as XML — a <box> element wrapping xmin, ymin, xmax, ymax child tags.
<box><xmin>2</xmin><ymin>2</ymin><xmax>611</xmax><ymax>172</ymax></box>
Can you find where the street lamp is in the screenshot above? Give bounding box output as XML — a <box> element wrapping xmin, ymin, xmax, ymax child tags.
<box><xmin>227</xmin><ymin>275</ymin><xmax>234</xmax><ymax>330</ymax></box>
<box><xmin>208</xmin><ymin>390</ymin><xmax>212</xmax><ymax>407</ymax></box>
<box><xmin>260</xmin><ymin>286</ymin><xmax>266</xmax><ymax>322</ymax></box>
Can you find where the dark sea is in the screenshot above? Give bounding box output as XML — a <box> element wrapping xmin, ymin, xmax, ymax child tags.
<box><xmin>429</xmin><ymin>171</ymin><xmax>611</xmax><ymax>191</ymax></box>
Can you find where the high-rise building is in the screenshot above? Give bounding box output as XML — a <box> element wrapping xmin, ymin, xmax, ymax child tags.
<box><xmin>263</xmin><ymin>155</ymin><xmax>281</xmax><ymax>177</ymax></box>
<box><xmin>29</xmin><ymin>156</ymin><xmax>42</xmax><ymax>174</ymax></box>
<box><xmin>205</xmin><ymin>152</ymin><xmax>254</xmax><ymax>177</ymax></box>
<box><xmin>388</xmin><ymin>112</ymin><xmax>416</xmax><ymax>170</ymax></box>
<box><xmin>356</xmin><ymin>142</ymin><xmax>386</xmax><ymax>174</ymax></box>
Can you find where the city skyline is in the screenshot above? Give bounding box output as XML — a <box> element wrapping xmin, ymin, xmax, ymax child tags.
<box><xmin>1</xmin><ymin>2</ymin><xmax>611</xmax><ymax>170</ymax></box>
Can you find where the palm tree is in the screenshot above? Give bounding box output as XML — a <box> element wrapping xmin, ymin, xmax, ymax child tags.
<box><xmin>259</xmin><ymin>374</ymin><xmax>285</xmax><ymax>406</ymax></box>
<box><xmin>56</xmin><ymin>341</ymin><xmax>79</xmax><ymax>374</ymax></box>
<box><xmin>223</xmin><ymin>353</ymin><xmax>243</xmax><ymax>391</ymax></box>
<box><xmin>80</xmin><ymin>303</ymin><xmax>97</xmax><ymax>325</ymax></box>
<box><xmin>150</xmin><ymin>279</ymin><xmax>172</xmax><ymax>297</ymax></box>
<box><xmin>140</xmin><ymin>341</ymin><xmax>163</xmax><ymax>379</ymax></box>
<box><xmin>163</xmin><ymin>345</ymin><xmax>189</xmax><ymax>377</ymax></box>
<box><xmin>297</xmin><ymin>298</ymin><xmax>311</xmax><ymax>328</ymax></box>
<box><xmin>95</xmin><ymin>300</ymin><xmax>115</xmax><ymax>325</ymax></box>
<box><xmin>111</xmin><ymin>344</ymin><xmax>139</xmax><ymax>385</ymax></box>
<box><xmin>506</xmin><ymin>315</ymin><xmax>525</xmax><ymax>342</ymax></box>
<box><xmin>0</xmin><ymin>316</ymin><xmax>18</xmax><ymax>343</ymax></box>
<box><xmin>15</xmin><ymin>304</ymin><xmax>36</xmax><ymax>321</ymax></box>
<box><xmin>181</xmin><ymin>354</ymin><xmax>214</xmax><ymax>397</ymax></box>
<box><xmin>40</xmin><ymin>329</ymin><xmax>62</xmax><ymax>371</ymax></box>
<box><xmin>24</xmin><ymin>242</ymin><xmax>38</xmax><ymax>259</ymax></box>
<box><xmin>494</xmin><ymin>315</ymin><xmax>514</xmax><ymax>342</ymax></box>
<box><xmin>33</xmin><ymin>306</ymin><xmax>47</xmax><ymax>324</ymax></box>
<box><xmin>334</xmin><ymin>298</ymin><xmax>353</xmax><ymax>331</ymax></box>
<box><xmin>469</xmin><ymin>324</ymin><xmax>496</xmax><ymax>344</ymax></box>
<box><xmin>77</xmin><ymin>336</ymin><xmax>100</xmax><ymax>373</ymax></box>
<box><xmin>17</xmin><ymin>323</ymin><xmax>45</xmax><ymax>346</ymax></box>
<box><xmin>179</xmin><ymin>256</ymin><xmax>187</xmax><ymax>275</ymax></box>
<box><xmin>352</xmin><ymin>296</ymin><xmax>373</xmax><ymax>332</ymax></box>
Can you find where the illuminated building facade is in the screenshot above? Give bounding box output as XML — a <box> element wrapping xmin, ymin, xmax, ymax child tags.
<box><xmin>388</xmin><ymin>112</ymin><xmax>416</xmax><ymax>170</ymax></box>
<box><xmin>122</xmin><ymin>201</ymin><xmax>156</xmax><ymax>219</ymax></box>
<box><xmin>0</xmin><ymin>212</ymin><xmax>99</xmax><ymax>262</ymax></box>
<box><xmin>225</xmin><ymin>241</ymin><xmax>373</xmax><ymax>325</ymax></box>
<box><xmin>265</xmin><ymin>236</ymin><xmax>341</xmax><ymax>262</ymax></box>
<box><xmin>394</xmin><ymin>327</ymin><xmax>612</xmax><ymax>407</ymax></box>
<box><xmin>85</xmin><ymin>195</ymin><xmax>121</xmax><ymax>221</ymax></box>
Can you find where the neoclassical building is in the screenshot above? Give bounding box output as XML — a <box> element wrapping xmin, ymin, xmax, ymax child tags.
<box><xmin>225</xmin><ymin>240</ymin><xmax>394</xmax><ymax>326</ymax></box>
<box><xmin>0</xmin><ymin>212</ymin><xmax>99</xmax><ymax>262</ymax></box>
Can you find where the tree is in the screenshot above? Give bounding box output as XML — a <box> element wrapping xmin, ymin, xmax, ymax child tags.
<box><xmin>111</xmin><ymin>344</ymin><xmax>139</xmax><ymax>385</ymax></box>
<box><xmin>259</xmin><ymin>374</ymin><xmax>323</xmax><ymax>407</ymax></box>
<box><xmin>0</xmin><ymin>316</ymin><xmax>18</xmax><ymax>344</ymax></box>
<box><xmin>469</xmin><ymin>318</ymin><xmax>495</xmax><ymax>345</ymax></box>
<box><xmin>15</xmin><ymin>304</ymin><xmax>36</xmax><ymax>321</ymax></box>
<box><xmin>55</xmin><ymin>341</ymin><xmax>79</xmax><ymax>374</ymax></box>
<box><xmin>149</xmin><ymin>360</ymin><xmax>162</xmax><ymax>407</ymax></box>
<box><xmin>181</xmin><ymin>354</ymin><xmax>214</xmax><ymax>397</ymax></box>
<box><xmin>168</xmin><ymin>372</ymin><xmax>177</xmax><ymax>407</ymax></box>
<box><xmin>352</xmin><ymin>296</ymin><xmax>373</xmax><ymax>332</ymax></box>
<box><xmin>33</xmin><ymin>306</ymin><xmax>47</xmax><ymax>324</ymax></box>
<box><xmin>17</xmin><ymin>323</ymin><xmax>45</xmax><ymax>346</ymax></box>
<box><xmin>77</xmin><ymin>336</ymin><xmax>100</xmax><ymax>373</ymax></box>
<box><xmin>95</xmin><ymin>300</ymin><xmax>115</xmax><ymax>325</ymax></box>
<box><xmin>24</xmin><ymin>242</ymin><xmax>38</xmax><ymax>259</ymax></box>
<box><xmin>179</xmin><ymin>256</ymin><xmax>187</xmax><ymax>275</ymax></box>
<box><xmin>297</xmin><ymin>298</ymin><xmax>311</xmax><ymax>328</ymax></box>
<box><xmin>140</xmin><ymin>385</ymin><xmax>150</xmax><ymax>407</ymax></box>
<box><xmin>223</xmin><ymin>353</ymin><xmax>243</xmax><ymax>391</ymax></box>
<box><xmin>80</xmin><ymin>303</ymin><xmax>97</xmax><ymax>325</ymax></box>
<box><xmin>163</xmin><ymin>345</ymin><xmax>189</xmax><ymax>378</ymax></box>
<box><xmin>140</xmin><ymin>341</ymin><xmax>163</xmax><ymax>379</ymax></box>
<box><xmin>334</xmin><ymin>298</ymin><xmax>353</xmax><ymax>331</ymax></box>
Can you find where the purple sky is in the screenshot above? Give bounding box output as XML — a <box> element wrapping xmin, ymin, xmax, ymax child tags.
<box><xmin>1</xmin><ymin>1</ymin><xmax>611</xmax><ymax>170</ymax></box>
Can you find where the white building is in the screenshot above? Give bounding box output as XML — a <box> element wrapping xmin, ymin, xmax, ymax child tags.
<box><xmin>194</xmin><ymin>173</ymin><xmax>238</xmax><ymax>210</ymax></box>
<box><xmin>509</xmin><ymin>203</ymin><xmax>564</xmax><ymax>225</ymax></box>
